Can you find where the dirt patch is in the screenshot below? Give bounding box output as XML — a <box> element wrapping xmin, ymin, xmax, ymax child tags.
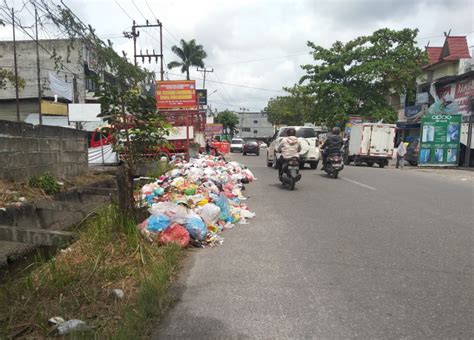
<box><xmin>0</xmin><ymin>171</ymin><xmax>115</xmax><ymax>208</ymax></box>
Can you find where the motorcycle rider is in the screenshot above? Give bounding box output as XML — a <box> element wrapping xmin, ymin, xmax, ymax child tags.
<box><xmin>276</xmin><ymin>128</ymin><xmax>301</xmax><ymax>177</ymax></box>
<box><xmin>321</xmin><ymin>127</ymin><xmax>343</xmax><ymax>169</ymax></box>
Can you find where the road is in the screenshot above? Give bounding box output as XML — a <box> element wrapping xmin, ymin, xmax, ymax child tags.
<box><xmin>154</xmin><ymin>153</ymin><xmax>474</xmax><ymax>339</ymax></box>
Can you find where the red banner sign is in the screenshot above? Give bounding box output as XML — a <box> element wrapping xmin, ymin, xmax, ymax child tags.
<box><xmin>156</xmin><ymin>80</ymin><xmax>197</xmax><ymax>109</ymax></box>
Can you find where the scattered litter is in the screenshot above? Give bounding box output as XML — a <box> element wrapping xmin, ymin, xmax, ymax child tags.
<box><xmin>461</xmin><ymin>178</ymin><xmax>467</xmax><ymax>181</ymax></box>
<box><xmin>112</xmin><ymin>289</ymin><xmax>124</xmax><ymax>299</ymax></box>
<box><xmin>137</xmin><ymin>155</ymin><xmax>256</xmax><ymax>247</ymax></box>
<box><xmin>56</xmin><ymin>319</ymin><xmax>89</xmax><ymax>335</ymax></box>
<box><xmin>48</xmin><ymin>317</ymin><xmax>65</xmax><ymax>325</ymax></box>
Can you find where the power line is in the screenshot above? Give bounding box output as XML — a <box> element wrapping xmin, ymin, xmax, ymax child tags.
<box><xmin>171</xmin><ymin>72</ymin><xmax>286</xmax><ymax>93</ymax></box>
<box><xmin>209</xmin><ymin>52</ymin><xmax>311</xmax><ymax>67</ymax></box>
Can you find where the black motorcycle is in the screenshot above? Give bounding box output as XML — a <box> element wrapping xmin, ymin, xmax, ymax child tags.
<box><xmin>323</xmin><ymin>152</ymin><xmax>344</xmax><ymax>178</ymax></box>
<box><xmin>279</xmin><ymin>156</ymin><xmax>302</xmax><ymax>190</ymax></box>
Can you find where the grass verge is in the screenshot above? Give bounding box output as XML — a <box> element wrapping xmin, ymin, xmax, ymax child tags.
<box><xmin>0</xmin><ymin>205</ymin><xmax>183</xmax><ymax>338</ymax></box>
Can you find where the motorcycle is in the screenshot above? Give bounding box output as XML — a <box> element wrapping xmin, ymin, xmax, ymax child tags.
<box><xmin>323</xmin><ymin>152</ymin><xmax>344</xmax><ymax>178</ymax></box>
<box><xmin>279</xmin><ymin>156</ymin><xmax>302</xmax><ymax>190</ymax></box>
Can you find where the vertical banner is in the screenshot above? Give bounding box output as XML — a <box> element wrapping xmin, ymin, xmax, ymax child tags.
<box><xmin>419</xmin><ymin>114</ymin><xmax>461</xmax><ymax>166</ymax></box>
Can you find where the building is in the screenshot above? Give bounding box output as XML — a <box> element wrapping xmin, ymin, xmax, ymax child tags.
<box><xmin>0</xmin><ymin>39</ymin><xmax>102</xmax><ymax>122</ymax></box>
<box><xmin>236</xmin><ymin>111</ymin><xmax>274</xmax><ymax>139</ymax></box>
<box><xmin>398</xmin><ymin>34</ymin><xmax>473</xmax><ymax>165</ymax></box>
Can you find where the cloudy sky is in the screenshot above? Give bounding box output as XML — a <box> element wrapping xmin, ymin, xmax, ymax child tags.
<box><xmin>3</xmin><ymin>0</ymin><xmax>473</xmax><ymax>112</ymax></box>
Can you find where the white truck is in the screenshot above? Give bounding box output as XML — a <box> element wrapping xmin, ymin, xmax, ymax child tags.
<box><xmin>344</xmin><ymin>123</ymin><xmax>396</xmax><ymax>168</ymax></box>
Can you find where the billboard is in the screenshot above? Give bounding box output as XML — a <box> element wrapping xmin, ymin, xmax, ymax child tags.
<box><xmin>196</xmin><ymin>89</ymin><xmax>207</xmax><ymax>106</ymax></box>
<box><xmin>345</xmin><ymin>116</ymin><xmax>363</xmax><ymax>134</ymax></box>
<box><xmin>419</xmin><ymin>114</ymin><xmax>461</xmax><ymax>166</ymax></box>
<box><xmin>205</xmin><ymin>123</ymin><xmax>224</xmax><ymax>137</ymax></box>
<box><xmin>156</xmin><ymin>80</ymin><xmax>197</xmax><ymax>109</ymax></box>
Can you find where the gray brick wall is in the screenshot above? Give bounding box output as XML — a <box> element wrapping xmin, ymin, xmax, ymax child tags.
<box><xmin>0</xmin><ymin>120</ymin><xmax>87</xmax><ymax>181</ymax></box>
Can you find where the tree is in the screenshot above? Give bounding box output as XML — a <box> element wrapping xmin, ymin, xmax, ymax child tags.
<box><xmin>264</xmin><ymin>86</ymin><xmax>316</xmax><ymax>126</ymax></box>
<box><xmin>215</xmin><ymin>110</ymin><xmax>239</xmax><ymax>138</ymax></box>
<box><xmin>300</xmin><ymin>28</ymin><xmax>426</xmax><ymax>126</ymax></box>
<box><xmin>167</xmin><ymin>39</ymin><xmax>207</xmax><ymax>80</ymax></box>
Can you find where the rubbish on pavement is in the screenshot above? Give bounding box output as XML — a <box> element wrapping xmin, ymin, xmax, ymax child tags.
<box><xmin>137</xmin><ymin>154</ymin><xmax>256</xmax><ymax>247</ymax></box>
<box><xmin>112</xmin><ymin>289</ymin><xmax>124</xmax><ymax>299</ymax></box>
<box><xmin>158</xmin><ymin>223</ymin><xmax>190</xmax><ymax>247</ymax></box>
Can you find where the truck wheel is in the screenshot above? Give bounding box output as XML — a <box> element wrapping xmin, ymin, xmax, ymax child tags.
<box><xmin>366</xmin><ymin>162</ymin><xmax>374</xmax><ymax>167</ymax></box>
<box><xmin>378</xmin><ymin>163</ymin><xmax>385</xmax><ymax>168</ymax></box>
<box><xmin>299</xmin><ymin>162</ymin><xmax>305</xmax><ymax>170</ymax></box>
<box><xmin>310</xmin><ymin>161</ymin><xmax>318</xmax><ymax>169</ymax></box>
<box><xmin>408</xmin><ymin>160</ymin><xmax>417</xmax><ymax>166</ymax></box>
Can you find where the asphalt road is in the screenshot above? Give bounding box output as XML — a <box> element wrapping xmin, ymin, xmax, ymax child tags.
<box><xmin>154</xmin><ymin>153</ymin><xmax>474</xmax><ymax>339</ymax></box>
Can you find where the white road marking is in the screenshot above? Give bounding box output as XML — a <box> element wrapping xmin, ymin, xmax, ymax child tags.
<box><xmin>341</xmin><ymin>177</ymin><xmax>376</xmax><ymax>191</ymax></box>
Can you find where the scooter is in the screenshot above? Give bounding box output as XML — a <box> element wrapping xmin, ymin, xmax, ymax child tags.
<box><xmin>279</xmin><ymin>156</ymin><xmax>302</xmax><ymax>190</ymax></box>
<box><xmin>323</xmin><ymin>152</ymin><xmax>344</xmax><ymax>178</ymax></box>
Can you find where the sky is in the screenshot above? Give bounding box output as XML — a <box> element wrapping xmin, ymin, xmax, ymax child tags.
<box><xmin>2</xmin><ymin>0</ymin><xmax>473</xmax><ymax>112</ymax></box>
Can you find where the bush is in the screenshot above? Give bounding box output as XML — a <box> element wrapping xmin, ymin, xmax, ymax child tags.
<box><xmin>28</xmin><ymin>172</ymin><xmax>61</xmax><ymax>195</ymax></box>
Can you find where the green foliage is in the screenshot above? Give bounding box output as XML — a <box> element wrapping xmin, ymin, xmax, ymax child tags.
<box><xmin>167</xmin><ymin>39</ymin><xmax>208</xmax><ymax>80</ymax></box>
<box><xmin>264</xmin><ymin>86</ymin><xmax>316</xmax><ymax>125</ymax></box>
<box><xmin>28</xmin><ymin>172</ymin><xmax>60</xmax><ymax>195</ymax></box>
<box><xmin>215</xmin><ymin>110</ymin><xmax>239</xmax><ymax>137</ymax></box>
<box><xmin>299</xmin><ymin>28</ymin><xmax>426</xmax><ymax>126</ymax></box>
<box><xmin>0</xmin><ymin>67</ymin><xmax>25</xmax><ymax>90</ymax></box>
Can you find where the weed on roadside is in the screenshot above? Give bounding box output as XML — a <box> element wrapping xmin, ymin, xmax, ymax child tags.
<box><xmin>0</xmin><ymin>205</ymin><xmax>184</xmax><ymax>338</ymax></box>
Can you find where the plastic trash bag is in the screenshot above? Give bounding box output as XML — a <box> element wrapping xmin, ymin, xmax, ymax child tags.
<box><xmin>147</xmin><ymin>214</ymin><xmax>171</xmax><ymax>232</ymax></box>
<box><xmin>57</xmin><ymin>320</ymin><xmax>89</xmax><ymax>335</ymax></box>
<box><xmin>149</xmin><ymin>202</ymin><xmax>178</xmax><ymax>216</ymax></box>
<box><xmin>200</xmin><ymin>203</ymin><xmax>221</xmax><ymax>225</ymax></box>
<box><xmin>185</xmin><ymin>214</ymin><xmax>207</xmax><ymax>240</ymax></box>
<box><xmin>158</xmin><ymin>223</ymin><xmax>190</xmax><ymax>248</ymax></box>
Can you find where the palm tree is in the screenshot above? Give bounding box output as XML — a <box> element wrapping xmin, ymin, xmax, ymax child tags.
<box><xmin>167</xmin><ymin>39</ymin><xmax>207</xmax><ymax>80</ymax></box>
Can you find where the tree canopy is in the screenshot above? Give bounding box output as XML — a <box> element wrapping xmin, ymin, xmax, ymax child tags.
<box><xmin>215</xmin><ymin>110</ymin><xmax>239</xmax><ymax>137</ymax></box>
<box><xmin>299</xmin><ymin>28</ymin><xmax>425</xmax><ymax>126</ymax></box>
<box><xmin>167</xmin><ymin>39</ymin><xmax>207</xmax><ymax>80</ymax></box>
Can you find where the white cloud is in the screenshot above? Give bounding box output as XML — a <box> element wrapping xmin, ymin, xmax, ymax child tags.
<box><xmin>1</xmin><ymin>0</ymin><xmax>473</xmax><ymax>112</ymax></box>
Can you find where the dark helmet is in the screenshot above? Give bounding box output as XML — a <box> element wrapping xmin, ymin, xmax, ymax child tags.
<box><xmin>332</xmin><ymin>127</ymin><xmax>341</xmax><ymax>135</ymax></box>
<box><xmin>287</xmin><ymin>128</ymin><xmax>296</xmax><ymax>136</ymax></box>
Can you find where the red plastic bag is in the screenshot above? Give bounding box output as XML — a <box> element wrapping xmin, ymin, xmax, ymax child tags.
<box><xmin>158</xmin><ymin>223</ymin><xmax>190</xmax><ymax>248</ymax></box>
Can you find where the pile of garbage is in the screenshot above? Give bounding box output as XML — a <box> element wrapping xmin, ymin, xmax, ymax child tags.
<box><xmin>137</xmin><ymin>155</ymin><xmax>256</xmax><ymax>248</ymax></box>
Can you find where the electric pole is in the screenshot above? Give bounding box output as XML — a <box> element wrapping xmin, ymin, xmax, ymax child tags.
<box><xmin>197</xmin><ymin>67</ymin><xmax>213</xmax><ymax>88</ymax></box>
<box><xmin>11</xmin><ymin>8</ymin><xmax>20</xmax><ymax>121</ymax></box>
<box><xmin>34</xmin><ymin>5</ymin><xmax>42</xmax><ymax>125</ymax></box>
<box><xmin>124</xmin><ymin>20</ymin><xmax>164</xmax><ymax>80</ymax></box>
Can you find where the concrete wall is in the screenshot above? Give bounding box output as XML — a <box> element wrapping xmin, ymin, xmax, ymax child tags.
<box><xmin>0</xmin><ymin>39</ymin><xmax>86</xmax><ymax>102</ymax></box>
<box><xmin>0</xmin><ymin>120</ymin><xmax>87</xmax><ymax>181</ymax></box>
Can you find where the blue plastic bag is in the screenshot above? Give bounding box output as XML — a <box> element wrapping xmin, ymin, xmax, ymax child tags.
<box><xmin>153</xmin><ymin>187</ymin><xmax>165</xmax><ymax>196</ymax></box>
<box><xmin>147</xmin><ymin>214</ymin><xmax>171</xmax><ymax>232</ymax></box>
<box><xmin>185</xmin><ymin>215</ymin><xmax>207</xmax><ymax>240</ymax></box>
<box><xmin>215</xmin><ymin>194</ymin><xmax>230</xmax><ymax>221</ymax></box>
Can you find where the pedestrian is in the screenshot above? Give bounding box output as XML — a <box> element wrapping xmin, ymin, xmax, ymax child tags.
<box><xmin>396</xmin><ymin>140</ymin><xmax>407</xmax><ymax>169</ymax></box>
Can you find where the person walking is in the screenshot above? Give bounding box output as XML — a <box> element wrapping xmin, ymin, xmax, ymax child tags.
<box><xmin>396</xmin><ymin>140</ymin><xmax>407</xmax><ymax>169</ymax></box>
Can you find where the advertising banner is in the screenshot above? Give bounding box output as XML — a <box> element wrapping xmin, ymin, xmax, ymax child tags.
<box><xmin>196</xmin><ymin>89</ymin><xmax>207</xmax><ymax>106</ymax></box>
<box><xmin>436</xmin><ymin>79</ymin><xmax>474</xmax><ymax>116</ymax></box>
<box><xmin>418</xmin><ymin>114</ymin><xmax>461</xmax><ymax>166</ymax></box>
<box><xmin>205</xmin><ymin>123</ymin><xmax>224</xmax><ymax>137</ymax></box>
<box><xmin>156</xmin><ymin>80</ymin><xmax>197</xmax><ymax>109</ymax></box>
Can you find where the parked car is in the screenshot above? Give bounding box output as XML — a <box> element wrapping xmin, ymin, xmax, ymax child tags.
<box><xmin>406</xmin><ymin>139</ymin><xmax>419</xmax><ymax>166</ymax></box>
<box><xmin>243</xmin><ymin>140</ymin><xmax>260</xmax><ymax>156</ymax></box>
<box><xmin>230</xmin><ymin>138</ymin><xmax>244</xmax><ymax>153</ymax></box>
<box><xmin>266</xmin><ymin>126</ymin><xmax>321</xmax><ymax>169</ymax></box>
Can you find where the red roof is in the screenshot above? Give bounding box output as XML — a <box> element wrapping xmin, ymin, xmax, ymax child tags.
<box><xmin>426</xmin><ymin>47</ymin><xmax>442</xmax><ymax>65</ymax></box>
<box><xmin>423</xmin><ymin>35</ymin><xmax>471</xmax><ymax>68</ymax></box>
<box><xmin>443</xmin><ymin>36</ymin><xmax>471</xmax><ymax>60</ymax></box>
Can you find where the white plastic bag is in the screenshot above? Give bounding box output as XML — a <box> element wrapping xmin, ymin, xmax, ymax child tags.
<box><xmin>200</xmin><ymin>203</ymin><xmax>221</xmax><ymax>225</ymax></box>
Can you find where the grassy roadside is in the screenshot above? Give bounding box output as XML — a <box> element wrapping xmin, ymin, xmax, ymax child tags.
<box><xmin>0</xmin><ymin>205</ymin><xmax>184</xmax><ymax>338</ymax></box>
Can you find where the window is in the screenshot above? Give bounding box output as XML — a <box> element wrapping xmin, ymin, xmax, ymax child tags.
<box><xmin>253</xmin><ymin>120</ymin><xmax>258</xmax><ymax>124</ymax></box>
<box><xmin>242</xmin><ymin>127</ymin><xmax>251</xmax><ymax>132</ymax></box>
<box><xmin>296</xmin><ymin>128</ymin><xmax>317</xmax><ymax>138</ymax></box>
<box><xmin>253</xmin><ymin>130</ymin><xmax>258</xmax><ymax>134</ymax></box>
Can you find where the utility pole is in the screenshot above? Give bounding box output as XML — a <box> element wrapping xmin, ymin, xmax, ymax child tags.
<box><xmin>197</xmin><ymin>67</ymin><xmax>213</xmax><ymax>88</ymax></box>
<box><xmin>124</xmin><ymin>20</ymin><xmax>164</xmax><ymax>80</ymax></box>
<box><xmin>34</xmin><ymin>5</ymin><xmax>42</xmax><ymax>125</ymax></box>
<box><xmin>11</xmin><ymin>8</ymin><xmax>20</xmax><ymax>121</ymax></box>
